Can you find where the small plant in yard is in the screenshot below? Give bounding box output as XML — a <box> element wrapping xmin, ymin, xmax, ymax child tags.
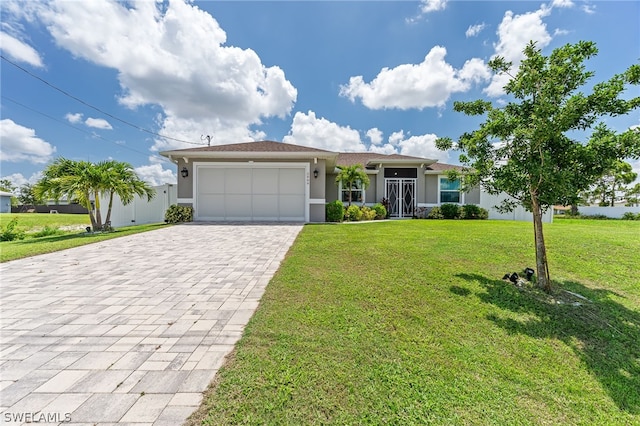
<box><xmin>0</xmin><ymin>218</ymin><xmax>25</xmax><ymax>241</ymax></box>
<box><xmin>326</xmin><ymin>200</ymin><xmax>344</xmax><ymax>222</ymax></box>
<box><xmin>30</xmin><ymin>225</ymin><xmax>65</xmax><ymax>238</ymax></box>
<box><xmin>360</xmin><ymin>206</ymin><xmax>377</xmax><ymax>221</ymax></box>
<box><xmin>345</xmin><ymin>204</ymin><xmax>363</xmax><ymax>221</ymax></box>
<box><xmin>622</xmin><ymin>212</ymin><xmax>640</xmax><ymax>220</ymax></box>
<box><xmin>440</xmin><ymin>203</ymin><xmax>461</xmax><ymax>219</ymax></box>
<box><xmin>164</xmin><ymin>204</ymin><xmax>193</xmax><ymax>223</ymax></box>
<box><xmin>372</xmin><ymin>203</ymin><xmax>387</xmax><ymax>220</ymax></box>
<box><xmin>461</xmin><ymin>204</ymin><xmax>489</xmax><ymax>220</ymax></box>
<box><xmin>427</xmin><ymin>206</ymin><xmax>443</xmax><ymax>219</ymax></box>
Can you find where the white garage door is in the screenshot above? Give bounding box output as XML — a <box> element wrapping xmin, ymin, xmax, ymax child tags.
<box><xmin>196</xmin><ymin>165</ymin><xmax>307</xmax><ymax>221</ymax></box>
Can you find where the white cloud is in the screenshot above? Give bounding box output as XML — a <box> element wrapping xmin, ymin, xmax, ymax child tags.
<box><xmin>366</xmin><ymin>128</ymin><xmax>383</xmax><ymax>145</ymax></box>
<box><xmin>28</xmin><ymin>0</ymin><xmax>297</xmax><ymax>151</ymax></box>
<box><xmin>0</xmin><ymin>119</ymin><xmax>56</xmax><ymax>164</ymax></box>
<box><xmin>371</xmin><ymin>131</ymin><xmax>448</xmax><ymax>162</ymax></box>
<box><xmin>465</xmin><ymin>23</ymin><xmax>486</xmax><ymax>38</ymax></box>
<box><xmin>283</xmin><ymin>111</ymin><xmax>366</xmax><ymax>152</ymax></box>
<box><xmin>84</xmin><ymin>117</ymin><xmax>113</xmax><ymax>130</ymax></box>
<box><xmin>0</xmin><ymin>31</ymin><xmax>43</xmax><ymax>67</ymax></box>
<box><xmin>340</xmin><ymin>46</ymin><xmax>490</xmax><ymax>110</ymax></box>
<box><xmin>134</xmin><ymin>163</ymin><xmax>176</xmax><ymax>186</ymax></box>
<box><xmin>484</xmin><ymin>6</ymin><xmax>553</xmax><ymax>97</ymax></box>
<box><xmin>65</xmin><ymin>112</ymin><xmax>83</xmax><ymax>124</ymax></box>
<box><xmin>420</xmin><ymin>0</ymin><xmax>448</xmax><ymax>14</ymax></box>
<box><xmin>582</xmin><ymin>4</ymin><xmax>596</xmax><ymax>14</ymax></box>
<box><xmin>0</xmin><ymin>172</ymin><xmax>42</xmax><ymax>189</ymax></box>
<box><xmin>551</xmin><ymin>0</ymin><xmax>574</xmax><ymax>8</ymax></box>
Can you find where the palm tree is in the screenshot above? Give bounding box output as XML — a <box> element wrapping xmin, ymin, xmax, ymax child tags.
<box><xmin>99</xmin><ymin>160</ymin><xmax>155</xmax><ymax>228</ymax></box>
<box><xmin>335</xmin><ymin>164</ymin><xmax>370</xmax><ymax>206</ymax></box>
<box><xmin>35</xmin><ymin>158</ymin><xmax>102</xmax><ymax>230</ymax></box>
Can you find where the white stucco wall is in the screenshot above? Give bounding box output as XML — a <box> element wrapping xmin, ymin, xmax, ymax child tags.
<box><xmin>98</xmin><ymin>184</ymin><xmax>177</xmax><ymax>228</ymax></box>
<box><xmin>479</xmin><ymin>191</ymin><xmax>554</xmax><ymax>223</ymax></box>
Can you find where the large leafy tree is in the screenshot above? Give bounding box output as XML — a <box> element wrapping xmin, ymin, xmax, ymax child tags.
<box><xmin>35</xmin><ymin>158</ymin><xmax>155</xmax><ymax>231</ymax></box>
<box><xmin>335</xmin><ymin>164</ymin><xmax>370</xmax><ymax>206</ymax></box>
<box><xmin>589</xmin><ymin>160</ymin><xmax>637</xmax><ymax>206</ymax></box>
<box><xmin>436</xmin><ymin>41</ymin><xmax>640</xmax><ymax>293</ymax></box>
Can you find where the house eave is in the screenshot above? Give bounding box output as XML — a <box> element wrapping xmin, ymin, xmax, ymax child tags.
<box><xmin>162</xmin><ymin>150</ymin><xmax>339</xmax><ymax>163</ymax></box>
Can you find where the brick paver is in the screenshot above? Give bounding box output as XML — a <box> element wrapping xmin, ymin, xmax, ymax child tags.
<box><xmin>0</xmin><ymin>223</ymin><xmax>302</xmax><ymax>425</ymax></box>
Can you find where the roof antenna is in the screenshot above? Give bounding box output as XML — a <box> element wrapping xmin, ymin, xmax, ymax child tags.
<box><xmin>201</xmin><ymin>135</ymin><xmax>212</xmax><ymax>146</ymax></box>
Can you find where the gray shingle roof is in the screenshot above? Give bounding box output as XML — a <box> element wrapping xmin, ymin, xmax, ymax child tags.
<box><xmin>164</xmin><ymin>141</ymin><xmax>334</xmax><ymax>154</ymax></box>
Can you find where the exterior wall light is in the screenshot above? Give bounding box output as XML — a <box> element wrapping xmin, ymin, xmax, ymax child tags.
<box><xmin>313</xmin><ymin>169</ymin><xmax>319</xmax><ymax>179</ymax></box>
<box><xmin>181</xmin><ymin>167</ymin><xmax>189</xmax><ymax>178</ymax></box>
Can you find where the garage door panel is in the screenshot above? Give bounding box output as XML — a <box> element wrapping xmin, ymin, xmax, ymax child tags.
<box><xmin>199</xmin><ymin>168</ymin><xmax>225</xmax><ymax>193</ymax></box>
<box><xmin>198</xmin><ymin>194</ymin><xmax>225</xmax><ymax>219</ymax></box>
<box><xmin>197</xmin><ymin>165</ymin><xmax>306</xmax><ymax>222</ymax></box>
<box><xmin>225</xmin><ymin>169</ymin><xmax>252</xmax><ymax>194</ymax></box>
<box><xmin>253</xmin><ymin>169</ymin><xmax>279</xmax><ymax>194</ymax></box>
<box><xmin>279</xmin><ymin>169</ymin><xmax>305</xmax><ymax>194</ymax></box>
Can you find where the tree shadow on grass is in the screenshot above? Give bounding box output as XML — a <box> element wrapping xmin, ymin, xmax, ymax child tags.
<box><xmin>455</xmin><ymin>273</ymin><xmax>640</xmax><ymax>414</ymax></box>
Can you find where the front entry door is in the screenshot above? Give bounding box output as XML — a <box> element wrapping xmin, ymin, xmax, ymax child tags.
<box><xmin>385</xmin><ymin>179</ymin><xmax>416</xmax><ymax>218</ymax></box>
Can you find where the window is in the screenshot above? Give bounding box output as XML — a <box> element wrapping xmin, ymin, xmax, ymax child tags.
<box><xmin>440</xmin><ymin>177</ymin><xmax>461</xmax><ymax>203</ymax></box>
<box><xmin>340</xmin><ymin>180</ymin><xmax>364</xmax><ymax>203</ymax></box>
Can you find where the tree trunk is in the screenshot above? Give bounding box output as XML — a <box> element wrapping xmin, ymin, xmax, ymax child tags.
<box><xmin>104</xmin><ymin>192</ymin><xmax>114</xmax><ymax>227</ymax></box>
<box><xmin>348</xmin><ymin>182</ymin><xmax>352</xmax><ymax>206</ymax></box>
<box><xmin>83</xmin><ymin>191</ymin><xmax>98</xmax><ymax>231</ymax></box>
<box><xmin>531</xmin><ymin>197</ymin><xmax>552</xmax><ymax>293</ymax></box>
<box><xmin>94</xmin><ymin>190</ymin><xmax>103</xmax><ymax>231</ymax></box>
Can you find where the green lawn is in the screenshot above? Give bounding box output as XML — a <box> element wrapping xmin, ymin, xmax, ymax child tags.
<box><xmin>190</xmin><ymin>219</ymin><xmax>640</xmax><ymax>425</ymax></box>
<box><xmin>0</xmin><ymin>213</ymin><xmax>168</xmax><ymax>262</ymax></box>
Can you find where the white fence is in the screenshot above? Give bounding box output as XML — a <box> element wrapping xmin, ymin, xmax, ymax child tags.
<box><xmin>575</xmin><ymin>206</ymin><xmax>640</xmax><ymax>218</ymax></box>
<box><xmin>479</xmin><ymin>191</ymin><xmax>554</xmax><ymax>223</ymax></box>
<box><xmin>98</xmin><ymin>184</ymin><xmax>177</xmax><ymax>228</ymax></box>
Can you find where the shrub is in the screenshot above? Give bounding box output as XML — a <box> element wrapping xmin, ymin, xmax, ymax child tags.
<box><xmin>372</xmin><ymin>203</ymin><xmax>387</xmax><ymax>220</ymax></box>
<box><xmin>414</xmin><ymin>207</ymin><xmax>428</xmax><ymax>219</ymax></box>
<box><xmin>31</xmin><ymin>225</ymin><xmax>65</xmax><ymax>238</ymax></box>
<box><xmin>440</xmin><ymin>203</ymin><xmax>461</xmax><ymax>219</ymax></box>
<box><xmin>165</xmin><ymin>204</ymin><xmax>194</xmax><ymax>223</ymax></box>
<box><xmin>345</xmin><ymin>204</ymin><xmax>363</xmax><ymax>221</ymax></box>
<box><xmin>621</xmin><ymin>212</ymin><xmax>640</xmax><ymax>220</ymax></box>
<box><xmin>326</xmin><ymin>200</ymin><xmax>344</xmax><ymax>222</ymax></box>
<box><xmin>461</xmin><ymin>204</ymin><xmax>489</xmax><ymax>220</ymax></box>
<box><xmin>361</xmin><ymin>206</ymin><xmax>377</xmax><ymax>221</ymax></box>
<box><xmin>0</xmin><ymin>218</ymin><xmax>26</xmax><ymax>241</ymax></box>
<box><xmin>427</xmin><ymin>206</ymin><xmax>443</xmax><ymax>219</ymax></box>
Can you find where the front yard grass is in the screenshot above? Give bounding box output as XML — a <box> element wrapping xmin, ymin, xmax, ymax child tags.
<box><xmin>190</xmin><ymin>219</ymin><xmax>640</xmax><ymax>425</ymax></box>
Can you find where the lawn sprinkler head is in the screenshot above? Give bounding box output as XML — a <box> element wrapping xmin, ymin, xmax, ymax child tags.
<box><xmin>524</xmin><ymin>268</ymin><xmax>535</xmax><ymax>281</ymax></box>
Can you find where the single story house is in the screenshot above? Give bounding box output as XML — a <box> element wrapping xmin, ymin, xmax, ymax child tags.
<box><xmin>0</xmin><ymin>191</ymin><xmax>14</xmax><ymax>214</ymax></box>
<box><xmin>161</xmin><ymin>140</ymin><xmax>551</xmax><ymax>223</ymax></box>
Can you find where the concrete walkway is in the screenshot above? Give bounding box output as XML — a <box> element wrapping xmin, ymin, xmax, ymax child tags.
<box><xmin>0</xmin><ymin>223</ymin><xmax>302</xmax><ymax>425</ymax></box>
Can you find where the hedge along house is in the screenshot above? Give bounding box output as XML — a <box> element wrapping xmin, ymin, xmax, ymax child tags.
<box><xmin>161</xmin><ymin>140</ymin><xmax>550</xmax><ymax>223</ymax></box>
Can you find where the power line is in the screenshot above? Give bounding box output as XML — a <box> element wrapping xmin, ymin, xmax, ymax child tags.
<box><xmin>1</xmin><ymin>55</ymin><xmax>207</xmax><ymax>146</ymax></box>
<box><xmin>1</xmin><ymin>95</ymin><xmax>172</xmax><ymax>165</ymax></box>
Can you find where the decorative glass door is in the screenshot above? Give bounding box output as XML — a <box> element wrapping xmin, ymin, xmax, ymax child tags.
<box><xmin>385</xmin><ymin>179</ymin><xmax>415</xmax><ymax>218</ymax></box>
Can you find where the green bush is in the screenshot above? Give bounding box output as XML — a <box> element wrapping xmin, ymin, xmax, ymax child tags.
<box><xmin>372</xmin><ymin>203</ymin><xmax>387</xmax><ymax>220</ymax></box>
<box><xmin>461</xmin><ymin>204</ymin><xmax>489</xmax><ymax>220</ymax></box>
<box><xmin>345</xmin><ymin>204</ymin><xmax>363</xmax><ymax>221</ymax></box>
<box><xmin>621</xmin><ymin>212</ymin><xmax>640</xmax><ymax>220</ymax></box>
<box><xmin>361</xmin><ymin>206</ymin><xmax>377</xmax><ymax>221</ymax></box>
<box><xmin>31</xmin><ymin>225</ymin><xmax>65</xmax><ymax>238</ymax></box>
<box><xmin>326</xmin><ymin>200</ymin><xmax>344</xmax><ymax>222</ymax></box>
<box><xmin>0</xmin><ymin>217</ymin><xmax>26</xmax><ymax>241</ymax></box>
<box><xmin>427</xmin><ymin>206</ymin><xmax>443</xmax><ymax>219</ymax></box>
<box><xmin>164</xmin><ymin>204</ymin><xmax>194</xmax><ymax>223</ymax></box>
<box><xmin>440</xmin><ymin>203</ymin><xmax>461</xmax><ymax>219</ymax></box>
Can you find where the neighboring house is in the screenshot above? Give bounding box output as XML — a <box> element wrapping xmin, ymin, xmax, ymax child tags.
<box><xmin>0</xmin><ymin>191</ymin><xmax>13</xmax><ymax>214</ymax></box>
<box><xmin>161</xmin><ymin>140</ymin><xmax>552</xmax><ymax>223</ymax></box>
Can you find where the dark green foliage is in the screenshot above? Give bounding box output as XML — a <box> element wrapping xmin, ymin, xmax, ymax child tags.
<box><xmin>326</xmin><ymin>200</ymin><xmax>344</xmax><ymax>222</ymax></box>
<box><xmin>372</xmin><ymin>203</ymin><xmax>387</xmax><ymax>220</ymax></box>
<box><xmin>164</xmin><ymin>205</ymin><xmax>193</xmax><ymax>223</ymax></box>
<box><xmin>0</xmin><ymin>218</ymin><xmax>25</xmax><ymax>241</ymax></box>
<box><xmin>622</xmin><ymin>212</ymin><xmax>640</xmax><ymax>220</ymax></box>
<box><xmin>440</xmin><ymin>203</ymin><xmax>461</xmax><ymax>219</ymax></box>
<box><xmin>345</xmin><ymin>204</ymin><xmax>363</xmax><ymax>221</ymax></box>
<box><xmin>461</xmin><ymin>204</ymin><xmax>489</xmax><ymax>220</ymax></box>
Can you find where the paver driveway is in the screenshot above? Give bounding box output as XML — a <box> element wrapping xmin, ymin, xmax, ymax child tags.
<box><xmin>0</xmin><ymin>223</ymin><xmax>302</xmax><ymax>425</ymax></box>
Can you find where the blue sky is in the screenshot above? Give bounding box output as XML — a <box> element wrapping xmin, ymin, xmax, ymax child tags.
<box><xmin>1</xmin><ymin>0</ymin><xmax>639</xmax><ymax>187</ymax></box>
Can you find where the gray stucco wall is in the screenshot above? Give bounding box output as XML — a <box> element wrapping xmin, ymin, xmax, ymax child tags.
<box><xmin>326</xmin><ymin>173</ymin><xmax>338</xmax><ymax>203</ymax></box>
<box><xmin>465</xmin><ymin>186</ymin><xmax>481</xmax><ymax>205</ymax></box>
<box><xmin>425</xmin><ymin>175</ymin><xmax>438</xmax><ymax>204</ymax></box>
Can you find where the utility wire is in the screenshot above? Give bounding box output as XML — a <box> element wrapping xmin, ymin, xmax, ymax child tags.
<box><xmin>1</xmin><ymin>55</ymin><xmax>207</xmax><ymax>146</ymax></box>
<box><xmin>1</xmin><ymin>95</ymin><xmax>172</xmax><ymax>165</ymax></box>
